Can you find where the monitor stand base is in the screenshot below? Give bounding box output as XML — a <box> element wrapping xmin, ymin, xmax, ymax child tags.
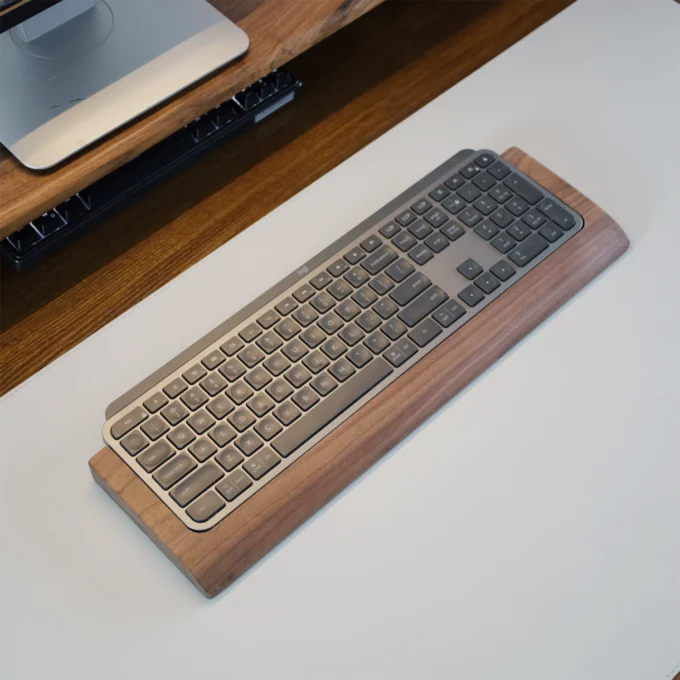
<box><xmin>0</xmin><ymin>0</ymin><xmax>248</xmax><ymax>170</ymax></box>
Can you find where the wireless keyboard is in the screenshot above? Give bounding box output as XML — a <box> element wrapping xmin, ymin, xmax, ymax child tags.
<box><xmin>102</xmin><ymin>148</ymin><xmax>584</xmax><ymax>532</ymax></box>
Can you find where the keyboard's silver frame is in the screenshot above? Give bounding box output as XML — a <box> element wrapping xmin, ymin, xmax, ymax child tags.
<box><xmin>103</xmin><ymin>149</ymin><xmax>584</xmax><ymax>531</ymax></box>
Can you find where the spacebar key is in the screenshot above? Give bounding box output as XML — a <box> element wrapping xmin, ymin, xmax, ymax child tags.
<box><xmin>272</xmin><ymin>358</ymin><xmax>393</xmax><ymax>458</ymax></box>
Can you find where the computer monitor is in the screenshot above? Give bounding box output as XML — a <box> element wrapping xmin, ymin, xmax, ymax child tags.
<box><xmin>0</xmin><ymin>0</ymin><xmax>248</xmax><ymax>170</ymax></box>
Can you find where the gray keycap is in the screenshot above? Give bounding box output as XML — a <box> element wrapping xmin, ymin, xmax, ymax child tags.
<box><xmin>429</xmin><ymin>185</ymin><xmax>450</xmax><ymax>201</ymax></box>
<box><xmin>356</xmin><ymin>310</ymin><xmax>381</xmax><ymax>333</ymax></box>
<box><xmin>187</xmin><ymin>490</ymin><xmax>225</xmax><ymax>523</ymax></box>
<box><xmin>508</xmin><ymin>233</ymin><xmax>549</xmax><ymax>267</ymax></box>
<box><xmin>490</xmin><ymin>207</ymin><xmax>514</xmax><ymax>228</ymax></box>
<box><xmin>322</xmin><ymin>336</ymin><xmax>348</xmax><ymax>360</ymax></box>
<box><xmin>488</xmin><ymin>160</ymin><xmax>510</xmax><ymax>180</ymax></box>
<box><xmin>318</xmin><ymin>312</ymin><xmax>343</xmax><ymax>335</ymax></box>
<box><xmin>293</xmin><ymin>386</ymin><xmax>320</xmax><ymax>411</ymax></box>
<box><xmin>344</xmin><ymin>267</ymin><xmax>370</xmax><ymax>288</ymax></box>
<box><xmin>347</xmin><ymin>344</ymin><xmax>373</xmax><ymax>368</ymax></box>
<box><xmin>329</xmin><ymin>359</ymin><xmax>356</xmax><ymax>382</ymax></box>
<box><xmin>227</xmin><ymin>381</ymin><xmax>253</xmax><ymax>405</ymax></box>
<box><xmin>490</xmin><ymin>185</ymin><xmax>513</xmax><ymax>204</ymax></box>
<box><xmin>424</xmin><ymin>208</ymin><xmax>449</xmax><ymax>228</ymax></box>
<box><xmin>490</xmin><ymin>260</ymin><xmax>516</xmax><ymax>282</ymax></box>
<box><xmin>504</xmin><ymin>174</ymin><xmax>542</xmax><ymax>205</ymax></box>
<box><xmin>275</xmin><ymin>297</ymin><xmax>298</xmax><ymax>316</ymax></box>
<box><xmin>458</xmin><ymin>284</ymin><xmax>485</xmax><ymax>307</ymax></box>
<box><xmin>328</xmin><ymin>279</ymin><xmax>353</xmax><ymax>300</ymax></box>
<box><xmin>285</xmin><ymin>364</ymin><xmax>312</xmax><ymax>388</ymax></box>
<box><xmin>137</xmin><ymin>440</ymin><xmax>174</xmax><ymax>473</ymax></box>
<box><xmin>379</xmin><ymin>222</ymin><xmax>400</xmax><ymax>239</ymax></box>
<box><xmin>183</xmin><ymin>364</ymin><xmax>207</xmax><ymax>384</ymax></box>
<box><xmin>244</xmin><ymin>448</ymin><xmax>281</xmax><ymax>480</ymax></box>
<box><xmin>206</xmin><ymin>394</ymin><xmax>235</xmax><ymax>420</ymax></box>
<box><xmin>338</xmin><ymin>323</ymin><xmax>365</xmax><ymax>346</ymax></box>
<box><xmin>384</xmin><ymin>337</ymin><xmax>418</xmax><ymax>367</ymax></box>
<box><xmin>538</xmin><ymin>221</ymin><xmax>564</xmax><ymax>243</ymax></box>
<box><xmin>257</xmin><ymin>331</ymin><xmax>283</xmax><ymax>354</ymax></box>
<box><xmin>310</xmin><ymin>292</ymin><xmax>335</xmax><ymax>314</ymax></box>
<box><xmin>393</xmin><ymin>231</ymin><xmax>417</xmax><ymax>252</ymax></box>
<box><xmin>209</xmin><ymin>422</ymin><xmax>237</xmax><ymax>446</ymax></box>
<box><xmin>369</xmin><ymin>274</ymin><xmax>395</xmax><ymax>295</ymax></box>
<box><xmin>344</xmin><ymin>247</ymin><xmax>366</xmax><ymax>265</ymax></box>
<box><xmin>274</xmin><ymin>401</ymin><xmax>302</xmax><ymax>426</ymax></box>
<box><xmin>141</xmin><ymin>415</ymin><xmax>169</xmax><ymax>441</ymax></box>
<box><xmin>247</xmin><ymin>393</ymin><xmax>275</xmax><ymax>417</ymax></box>
<box><xmin>537</xmin><ymin>198</ymin><xmax>575</xmax><ymax>230</ymax></box>
<box><xmin>472</xmin><ymin>173</ymin><xmax>496</xmax><ymax>192</ymax></box>
<box><xmin>121</xmin><ymin>431</ymin><xmax>149</xmax><ymax>456</ymax></box>
<box><xmin>216</xmin><ymin>470</ymin><xmax>253</xmax><ymax>502</ymax></box>
<box><xmin>474</xmin><ymin>220</ymin><xmax>500</xmax><ymax>241</ymax></box>
<box><xmin>522</xmin><ymin>209</ymin><xmax>546</xmax><ymax>229</ymax></box>
<box><xmin>386</xmin><ymin>258</ymin><xmax>415</xmax><ymax>282</ymax></box>
<box><xmin>311</xmin><ymin>271</ymin><xmax>333</xmax><ymax>289</ymax></box>
<box><xmin>373</xmin><ymin>297</ymin><xmax>399</xmax><ymax>320</ymax></box>
<box><xmin>457</xmin><ymin>258</ymin><xmax>483</xmax><ymax>280</ymax></box>
<box><xmin>382</xmin><ymin>318</ymin><xmax>407</xmax><ymax>341</ymax></box>
<box><xmin>491</xmin><ymin>232</ymin><xmax>517</xmax><ymax>254</ymax></box>
<box><xmin>282</xmin><ymin>339</ymin><xmax>310</xmax><ymax>363</ymax></box>
<box><xmin>409</xmin><ymin>244</ymin><xmax>434</xmax><ymax>265</ymax></box>
<box><xmin>424</xmin><ymin>232</ymin><xmax>449</xmax><ymax>253</ymax></box>
<box><xmin>301</xmin><ymin>325</ymin><xmax>326</xmax><ymax>348</ymax></box>
<box><xmin>112</xmin><ymin>406</ymin><xmax>148</xmax><ymax>439</ymax></box>
<box><xmin>239</xmin><ymin>323</ymin><xmax>262</xmax><ymax>343</ymax></box>
<box><xmin>457</xmin><ymin>184</ymin><xmax>481</xmax><ymax>203</ymax></box>
<box><xmin>390</xmin><ymin>273</ymin><xmax>431</xmax><ymax>306</ymax></box>
<box><xmin>199</xmin><ymin>372</ymin><xmax>228</xmax><ymax>397</ymax></box>
<box><xmin>361</xmin><ymin>245</ymin><xmax>398</xmax><ymax>275</ymax></box>
<box><xmin>220</xmin><ymin>358</ymin><xmax>247</xmax><ymax>382</ymax></box>
<box><xmin>168</xmin><ymin>424</ymin><xmax>196</xmax><ymax>449</ymax></box>
<box><xmin>311</xmin><ymin>372</ymin><xmax>338</xmax><ymax>396</ymax></box>
<box><xmin>153</xmin><ymin>453</ymin><xmax>197</xmax><ymax>490</ymax></box>
<box><xmin>365</xmin><ymin>331</ymin><xmax>390</xmax><ymax>354</ymax></box>
<box><xmin>161</xmin><ymin>402</ymin><xmax>189</xmax><ymax>426</ymax></box>
<box><xmin>220</xmin><ymin>337</ymin><xmax>244</xmax><ymax>356</ymax></box>
<box><xmin>293</xmin><ymin>283</ymin><xmax>315</xmax><ymax>303</ymax></box>
<box><xmin>181</xmin><ymin>386</ymin><xmax>208</xmax><ymax>411</ymax></box>
<box><xmin>353</xmin><ymin>287</ymin><xmax>378</xmax><ymax>309</ymax></box>
<box><xmin>412</xmin><ymin>198</ymin><xmax>433</xmax><ymax>215</ymax></box>
<box><xmin>360</xmin><ymin>235</ymin><xmax>382</xmax><ymax>252</ymax></box>
<box><xmin>441</xmin><ymin>222</ymin><xmax>465</xmax><ymax>242</ymax></box>
<box><xmin>215</xmin><ymin>446</ymin><xmax>244</xmax><ymax>472</ymax></box>
<box><xmin>275</xmin><ymin>318</ymin><xmax>301</xmax><ymax>341</ymax></box>
<box><xmin>293</xmin><ymin>305</ymin><xmax>319</xmax><ymax>327</ymax></box>
<box><xmin>245</xmin><ymin>366</ymin><xmax>272</xmax><ymax>390</ymax></box>
<box><xmin>303</xmin><ymin>350</ymin><xmax>330</xmax><ymax>374</ymax></box>
<box><xmin>408</xmin><ymin>318</ymin><xmax>442</xmax><ymax>348</ymax></box>
<box><xmin>143</xmin><ymin>393</ymin><xmax>168</xmax><ymax>415</ymax></box>
<box><xmin>336</xmin><ymin>299</ymin><xmax>361</xmax><ymax>321</ymax></box>
<box><xmin>272</xmin><ymin>359</ymin><xmax>393</xmax><ymax>458</ymax></box>
<box><xmin>266</xmin><ymin>378</ymin><xmax>294</xmax><ymax>403</ymax></box>
<box><xmin>201</xmin><ymin>350</ymin><xmax>225</xmax><ymax>371</ymax></box>
<box><xmin>474</xmin><ymin>153</ymin><xmax>494</xmax><ymax>168</ymax></box>
<box><xmin>189</xmin><ymin>437</ymin><xmax>218</xmax><ymax>462</ymax></box>
<box><xmin>327</xmin><ymin>258</ymin><xmax>350</xmax><ymax>277</ymax></box>
<box><xmin>255</xmin><ymin>416</ymin><xmax>284</xmax><ymax>441</ymax></box>
<box><xmin>238</xmin><ymin>346</ymin><xmax>265</xmax><ymax>369</ymax></box>
<box><xmin>264</xmin><ymin>352</ymin><xmax>291</xmax><ymax>376</ymax></box>
<box><xmin>444</xmin><ymin>173</ymin><xmax>465</xmax><ymax>191</ymax></box>
<box><xmin>187</xmin><ymin>410</ymin><xmax>215</xmax><ymax>435</ymax></box>
<box><xmin>475</xmin><ymin>272</ymin><xmax>501</xmax><ymax>295</ymax></box>
<box><xmin>170</xmin><ymin>463</ymin><xmax>224</xmax><ymax>508</ymax></box>
<box><xmin>442</xmin><ymin>195</ymin><xmax>465</xmax><ymax>214</ymax></box>
<box><xmin>236</xmin><ymin>431</ymin><xmax>264</xmax><ymax>456</ymax></box>
<box><xmin>433</xmin><ymin>300</ymin><xmax>466</xmax><ymax>327</ymax></box>
<box><xmin>257</xmin><ymin>309</ymin><xmax>280</xmax><ymax>329</ymax></box>
<box><xmin>164</xmin><ymin>377</ymin><xmax>188</xmax><ymax>399</ymax></box>
<box><xmin>507</xmin><ymin>197</ymin><xmax>529</xmax><ymax>217</ymax></box>
<box><xmin>399</xmin><ymin>286</ymin><xmax>449</xmax><ymax>327</ymax></box>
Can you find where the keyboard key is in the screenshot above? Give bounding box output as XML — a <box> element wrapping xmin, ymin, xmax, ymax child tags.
<box><xmin>458</xmin><ymin>285</ymin><xmax>485</xmax><ymax>307</ymax></box>
<box><xmin>490</xmin><ymin>207</ymin><xmax>514</xmax><ymax>228</ymax></box>
<box><xmin>424</xmin><ymin>208</ymin><xmax>449</xmax><ymax>228</ymax></box>
<box><xmin>393</xmin><ymin>231</ymin><xmax>418</xmax><ymax>252</ymax></box>
<box><xmin>121</xmin><ymin>431</ymin><xmax>149</xmax><ymax>456</ymax></box>
<box><xmin>183</xmin><ymin>364</ymin><xmax>207</xmax><ymax>384</ymax></box>
<box><xmin>474</xmin><ymin>153</ymin><xmax>494</xmax><ymax>168</ymax></box>
<box><xmin>264</xmin><ymin>352</ymin><xmax>291</xmax><ymax>376</ymax></box>
<box><xmin>275</xmin><ymin>318</ymin><xmax>302</xmax><ymax>340</ymax></box>
<box><xmin>490</xmin><ymin>260</ymin><xmax>516</xmax><ymax>282</ymax></box>
<box><xmin>360</xmin><ymin>235</ymin><xmax>382</xmax><ymax>252</ymax></box>
<box><xmin>181</xmin><ymin>386</ymin><xmax>208</xmax><ymax>411</ymax></box>
<box><xmin>457</xmin><ymin>258</ymin><xmax>483</xmax><ymax>280</ymax></box>
<box><xmin>229</xmin><ymin>408</ymin><xmax>256</xmax><ymax>432</ymax></box>
<box><xmin>391</xmin><ymin>272</ymin><xmax>431</xmax><ymax>306</ymax></box>
<box><xmin>429</xmin><ymin>185</ymin><xmax>450</xmax><ymax>201</ymax></box>
<box><xmin>153</xmin><ymin>454</ymin><xmax>197</xmax><ymax>490</ymax></box>
<box><xmin>201</xmin><ymin>350</ymin><xmax>225</xmax><ymax>371</ymax></box>
<box><xmin>143</xmin><ymin>393</ymin><xmax>168</xmax><ymax>414</ymax></box>
<box><xmin>238</xmin><ymin>346</ymin><xmax>265</xmax><ymax>368</ymax></box>
<box><xmin>239</xmin><ymin>323</ymin><xmax>262</xmax><ymax>343</ymax></box>
<box><xmin>538</xmin><ymin>198</ymin><xmax>576</xmax><ymax>230</ymax></box>
<box><xmin>216</xmin><ymin>470</ymin><xmax>253</xmax><ymax>501</ymax></box>
<box><xmin>272</xmin><ymin>358</ymin><xmax>393</xmax><ymax>458</ymax></box>
<box><xmin>386</xmin><ymin>258</ymin><xmax>415</xmax><ymax>282</ymax></box>
<box><xmin>347</xmin><ymin>344</ymin><xmax>373</xmax><ymax>368</ymax></box>
<box><xmin>373</xmin><ymin>297</ymin><xmax>399</xmax><ymax>319</ymax></box>
<box><xmin>220</xmin><ymin>358</ymin><xmax>247</xmax><ymax>381</ymax></box>
<box><xmin>370</xmin><ymin>274</ymin><xmax>395</xmax><ymax>295</ymax></box>
<box><xmin>384</xmin><ymin>337</ymin><xmax>418</xmax><ymax>367</ymax></box>
<box><xmin>164</xmin><ymin>378</ymin><xmax>188</xmax><ymax>399</ymax></box>
<box><xmin>399</xmin><ymin>286</ymin><xmax>449</xmax><ymax>327</ymax></box>
<box><xmin>539</xmin><ymin>221</ymin><xmax>564</xmax><ymax>243</ymax></box>
<box><xmin>266</xmin><ymin>378</ymin><xmax>294</xmax><ymax>402</ymax></box>
<box><xmin>257</xmin><ymin>331</ymin><xmax>284</xmax><ymax>354</ymax></box>
<box><xmin>171</xmin><ymin>463</ymin><xmax>224</xmax><ymax>508</ymax></box>
<box><xmin>322</xmin><ymin>336</ymin><xmax>349</xmax><ymax>359</ymax></box>
<box><xmin>292</xmin><ymin>305</ymin><xmax>319</xmax><ymax>327</ymax></box>
<box><xmin>226</xmin><ymin>381</ymin><xmax>253</xmax><ymax>405</ymax></box>
<box><xmin>489</xmin><ymin>185</ymin><xmax>513</xmax><ymax>204</ymax></box>
<box><xmin>395</xmin><ymin>209</ymin><xmax>417</xmax><ymax>227</ymax></box>
<box><xmin>508</xmin><ymin>233</ymin><xmax>550</xmax><ymax>267</ymax></box>
<box><xmin>503</xmin><ymin>174</ymin><xmax>542</xmax><ymax>205</ymax></box>
<box><xmin>168</xmin><ymin>424</ymin><xmax>196</xmax><ymax>449</ymax></box>
<box><xmin>433</xmin><ymin>300</ymin><xmax>466</xmax><ymax>327</ymax></box>
<box><xmin>379</xmin><ymin>222</ymin><xmax>400</xmax><ymax>239</ymax></box>
<box><xmin>111</xmin><ymin>406</ymin><xmax>148</xmax><ymax>439</ymax></box>
<box><xmin>329</xmin><ymin>358</ymin><xmax>356</xmax><ymax>382</ymax></box>
<box><xmin>336</xmin><ymin>299</ymin><xmax>361</xmax><ymax>321</ymax></box>
<box><xmin>522</xmin><ymin>209</ymin><xmax>546</xmax><ymax>229</ymax></box>
<box><xmin>220</xmin><ymin>336</ymin><xmax>244</xmax><ymax>357</ymax></box>
<box><xmin>303</xmin><ymin>350</ymin><xmax>330</xmax><ymax>374</ymax></box>
<box><xmin>474</xmin><ymin>221</ymin><xmax>500</xmax><ymax>241</ymax></box>
<box><xmin>293</xmin><ymin>283</ymin><xmax>315</xmax><ymax>303</ymax></box>
<box><xmin>458</xmin><ymin>207</ymin><xmax>483</xmax><ymax>228</ymax></box>
<box><xmin>364</xmin><ymin>331</ymin><xmax>390</xmax><ymax>354</ymax></box>
<box><xmin>311</xmin><ymin>271</ymin><xmax>332</xmax><ymax>289</ymax></box>
<box><xmin>293</xmin><ymin>386</ymin><xmax>321</xmax><ymax>411</ymax></box>
<box><xmin>408</xmin><ymin>220</ymin><xmax>433</xmax><ymax>240</ymax></box>
<box><xmin>442</xmin><ymin>196</ymin><xmax>465</xmax><ymax>214</ymax></box>
<box><xmin>137</xmin><ymin>441</ymin><xmax>174</xmax><ymax>472</ymax></box>
<box><xmin>507</xmin><ymin>222</ymin><xmax>532</xmax><ymax>242</ymax></box>
<box><xmin>310</xmin><ymin>292</ymin><xmax>335</xmax><ymax>314</ymax></box>
<box><xmin>248</xmin><ymin>393</ymin><xmax>275</xmax><ymax>417</ymax></box>
<box><xmin>457</xmin><ymin>184</ymin><xmax>482</xmax><ymax>203</ymax></box>
<box><xmin>472</xmin><ymin>172</ymin><xmax>496</xmax><ymax>191</ymax></box>
<box><xmin>215</xmin><ymin>446</ymin><xmax>244</xmax><ymax>471</ymax></box>
<box><xmin>409</xmin><ymin>244</ymin><xmax>434</xmax><ymax>265</ymax></box>
<box><xmin>488</xmin><ymin>160</ymin><xmax>511</xmax><ymax>180</ymax></box>
<box><xmin>285</xmin><ymin>364</ymin><xmax>312</xmax><ymax>388</ymax></box>
<box><xmin>475</xmin><ymin>272</ymin><xmax>501</xmax><ymax>294</ymax></box>
<box><xmin>255</xmin><ymin>415</ymin><xmax>284</xmax><ymax>441</ymax></box>
<box><xmin>441</xmin><ymin>222</ymin><xmax>465</xmax><ymax>242</ymax></box>
<box><xmin>161</xmin><ymin>402</ymin><xmax>189</xmax><ymax>426</ymax></box>
<box><xmin>460</xmin><ymin>163</ymin><xmax>481</xmax><ymax>179</ymax></box>
<box><xmin>356</xmin><ymin>310</ymin><xmax>382</xmax><ymax>333</ymax></box>
<box><xmin>344</xmin><ymin>247</ymin><xmax>366</xmax><ymax>265</ymax></box>
<box><xmin>206</xmin><ymin>394</ymin><xmax>235</xmax><ymax>420</ymax></box>
<box><xmin>187</xmin><ymin>491</ymin><xmax>225</xmax><ymax>523</ymax></box>
<box><xmin>491</xmin><ymin>232</ymin><xmax>517</xmax><ymax>254</ymax></box>
<box><xmin>199</xmin><ymin>372</ymin><xmax>228</xmax><ymax>397</ymax></box>
<box><xmin>189</xmin><ymin>437</ymin><xmax>218</xmax><ymax>463</ymax></box>
<box><xmin>474</xmin><ymin>196</ymin><xmax>498</xmax><ymax>215</ymax></box>
<box><xmin>311</xmin><ymin>372</ymin><xmax>338</xmax><ymax>396</ymax></box>
<box><xmin>244</xmin><ymin>448</ymin><xmax>281</xmax><ymax>480</ymax></box>
<box><xmin>236</xmin><ymin>431</ymin><xmax>264</xmax><ymax>456</ymax></box>
<box><xmin>245</xmin><ymin>366</ymin><xmax>272</xmax><ymax>390</ymax></box>
<box><xmin>353</xmin><ymin>287</ymin><xmax>378</xmax><ymax>309</ymax></box>
<box><xmin>257</xmin><ymin>310</ymin><xmax>280</xmax><ymax>329</ymax></box>
<box><xmin>444</xmin><ymin>173</ymin><xmax>466</xmax><ymax>191</ymax></box>
<box><xmin>382</xmin><ymin>318</ymin><xmax>408</xmax><ymax>341</ymax></box>
<box><xmin>338</xmin><ymin>323</ymin><xmax>365</xmax><ymax>346</ymax></box>
<box><xmin>344</xmin><ymin>267</ymin><xmax>370</xmax><ymax>288</ymax></box>
<box><xmin>408</xmin><ymin>318</ymin><xmax>442</xmax><ymax>347</ymax></box>
<box><xmin>507</xmin><ymin>197</ymin><xmax>530</xmax><ymax>217</ymax></box>
<box><xmin>411</xmin><ymin>198</ymin><xmax>433</xmax><ymax>215</ymax></box>
<box><xmin>275</xmin><ymin>297</ymin><xmax>298</xmax><ymax>316</ymax></box>
<box><xmin>301</xmin><ymin>325</ymin><xmax>326</xmax><ymax>348</ymax></box>
<box><xmin>328</xmin><ymin>279</ymin><xmax>354</xmax><ymax>299</ymax></box>
<box><xmin>274</xmin><ymin>401</ymin><xmax>302</xmax><ymax>426</ymax></box>
<box><xmin>141</xmin><ymin>416</ymin><xmax>169</xmax><ymax>441</ymax></box>
<box><xmin>423</xmin><ymin>232</ymin><xmax>449</xmax><ymax>253</ymax></box>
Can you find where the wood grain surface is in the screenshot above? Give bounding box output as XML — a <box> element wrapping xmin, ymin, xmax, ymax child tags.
<box><xmin>89</xmin><ymin>148</ymin><xmax>630</xmax><ymax>597</ymax></box>
<box><xmin>0</xmin><ymin>0</ymin><xmax>384</xmax><ymax>237</ymax></box>
<box><xmin>0</xmin><ymin>0</ymin><xmax>575</xmax><ymax>395</ymax></box>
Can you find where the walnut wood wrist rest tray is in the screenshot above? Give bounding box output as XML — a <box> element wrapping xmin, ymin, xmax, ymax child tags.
<box><xmin>89</xmin><ymin>148</ymin><xmax>629</xmax><ymax>598</ymax></box>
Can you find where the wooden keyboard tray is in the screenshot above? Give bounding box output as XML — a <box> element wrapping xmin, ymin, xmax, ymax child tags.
<box><xmin>89</xmin><ymin>148</ymin><xmax>630</xmax><ymax>598</ymax></box>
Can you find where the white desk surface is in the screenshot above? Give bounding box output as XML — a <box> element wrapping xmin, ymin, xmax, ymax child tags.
<box><xmin>2</xmin><ymin>1</ymin><xmax>679</xmax><ymax>678</ymax></box>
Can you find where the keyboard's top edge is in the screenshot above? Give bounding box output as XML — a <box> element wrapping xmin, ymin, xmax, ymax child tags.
<box><xmin>105</xmin><ymin>148</ymin><xmax>477</xmax><ymax>419</ymax></box>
